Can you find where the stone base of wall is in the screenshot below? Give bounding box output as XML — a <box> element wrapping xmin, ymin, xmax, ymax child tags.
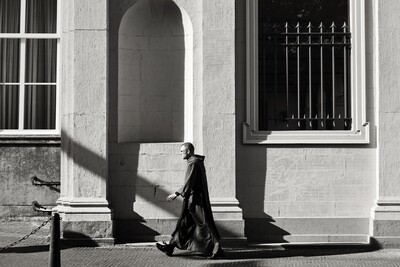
<box><xmin>370</xmin><ymin>219</ymin><xmax>400</xmax><ymax>248</ymax></box>
<box><xmin>370</xmin><ymin>237</ymin><xmax>400</xmax><ymax>248</ymax></box>
<box><xmin>114</xmin><ymin>218</ymin><xmax>370</xmax><ymax>245</ymax></box>
<box><xmin>114</xmin><ymin>218</ymin><xmax>247</xmax><ymax>247</ymax></box>
<box><xmin>245</xmin><ymin>217</ymin><xmax>370</xmax><ymax>244</ymax></box>
<box><xmin>61</xmin><ymin>221</ymin><xmax>114</xmax><ymax>242</ymax></box>
<box><xmin>370</xmin><ymin>199</ymin><xmax>400</xmax><ymax>248</ymax></box>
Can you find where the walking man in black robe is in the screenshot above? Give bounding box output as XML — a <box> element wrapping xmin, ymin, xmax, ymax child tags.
<box><xmin>156</xmin><ymin>142</ymin><xmax>224</xmax><ymax>259</ymax></box>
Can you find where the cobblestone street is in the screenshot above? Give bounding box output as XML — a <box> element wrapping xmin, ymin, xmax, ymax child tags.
<box><xmin>1</xmin><ymin>220</ymin><xmax>400</xmax><ymax>267</ymax></box>
<box><xmin>2</xmin><ymin>244</ymin><xmax>400</xmax><ymax>267</ymax></box>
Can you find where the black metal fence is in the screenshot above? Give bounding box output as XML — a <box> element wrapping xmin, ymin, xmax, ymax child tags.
<box><xmin>258</xmin><ymin>21</ymin><xmax>352</xmax><ymax>131</ymax></box>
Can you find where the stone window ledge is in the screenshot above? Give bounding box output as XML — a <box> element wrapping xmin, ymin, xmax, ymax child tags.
<box><xmin>0</xmin><ymin>135</ymin><xmax>61</xmax><ymax>145</ymax></box>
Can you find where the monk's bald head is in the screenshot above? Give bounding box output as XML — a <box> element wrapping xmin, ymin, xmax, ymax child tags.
<box><xmin>181</xmin><ymin>142</ymin><xmax>194</xmax><ymax>154</ymax></box>
<box><xmin>180</xmin><ymin>142</ymin><xmax>194</xmax><ymax>160</ymax></box>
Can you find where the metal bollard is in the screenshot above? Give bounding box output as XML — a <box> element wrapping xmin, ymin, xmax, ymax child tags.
<box><xmin>49</xmin><ymin>213</ymin><xmax>61</xmax><ymax>267</ymax></box>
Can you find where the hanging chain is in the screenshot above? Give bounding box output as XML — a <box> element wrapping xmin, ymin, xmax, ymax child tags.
<box><xmin>0</xmin><ymin>216</ymin><xmax>53</xmax><ymax>251</ymax></box>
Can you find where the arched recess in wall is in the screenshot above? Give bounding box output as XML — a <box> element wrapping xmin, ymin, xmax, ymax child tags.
<box><xmin>118</xmin><ymin>0</ymin><xmax>193</xmax><ymax>143</ymax></box>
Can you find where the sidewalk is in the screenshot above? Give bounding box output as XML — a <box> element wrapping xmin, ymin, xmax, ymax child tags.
<box><xmin>1</xmin><ymin>220</ymin><xmax>400</xmax><ymax>267</ymax></box>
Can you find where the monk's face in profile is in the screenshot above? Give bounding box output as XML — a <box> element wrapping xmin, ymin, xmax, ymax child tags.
<box><xmin>180</xmin><ymin>145</ymin><xmax>191</xmax><ymax>160</ymax></box>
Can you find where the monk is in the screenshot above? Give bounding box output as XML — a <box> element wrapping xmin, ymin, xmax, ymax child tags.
<box><xmin>156</xmin><ymin>142</ymin><xmax>224</xmax><ymax>259</ymax></box>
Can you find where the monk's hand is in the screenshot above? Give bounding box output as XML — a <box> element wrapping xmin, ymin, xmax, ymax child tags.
<box><xmin>167</xmin><ymin>193</ymin><xmax>177</xmax><ymax>202</ymax></box>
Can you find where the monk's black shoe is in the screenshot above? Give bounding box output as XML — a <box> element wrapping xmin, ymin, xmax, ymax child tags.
<box><xmin>156</xmin><ymin>241</ymin><xmax>174</xmax><ymax>256</ymax></box>
<box><xmin>207</xmin><ymin>249</ymin><xmax>224</xmax><ymax>259</ymax></box>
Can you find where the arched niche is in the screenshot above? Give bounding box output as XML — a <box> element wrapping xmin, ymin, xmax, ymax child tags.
<box><xmin>118</xmin><ymin>0</ymin><xmax>193</xmax><ymax>143</ymax></box>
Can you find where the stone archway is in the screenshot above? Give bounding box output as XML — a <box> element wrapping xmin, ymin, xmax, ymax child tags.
<box><xmin>117</xmin><ymin>0</ymin><xmax>193</xmax><ymax>143</ymax></box>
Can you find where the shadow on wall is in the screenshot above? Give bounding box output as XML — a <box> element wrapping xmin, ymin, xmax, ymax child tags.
<box><xmin>234</xmin><ymin>0</ymin><xmax>290</xmax><ymax>243</ymax></box>
<box><xmin>109</xmin><ymin>143</ymin><xmax>241</xmax><ymax>243</ymax></box>
<box><xmin>109</xmin><ymin>143</ymin><xmax>183</xmax><ymax>242</ymax></box>
<box><xmin>108</xmin><ymin>0</ymin><xmax>190</xmax><ymax>242</ymax></box>
<box><xmin>61</xmin><ymin>130</ymin><xmax>240</xmax><ymax>242</ymax></box>
<box><xmin>235</xmin><ymin>146</ymin><xmax>290</xmax><ymax>243</ymax></box>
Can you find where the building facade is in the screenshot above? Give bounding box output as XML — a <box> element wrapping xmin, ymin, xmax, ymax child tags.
<box><xmin>1</xmin><ymin>0</ymin><xmax>400</xmax><ymax>247</ymax></box>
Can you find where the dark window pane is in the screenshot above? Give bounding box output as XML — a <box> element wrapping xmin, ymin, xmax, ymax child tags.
<box><xmin>24</xmin><ymin>85</ymin><xmax>56</xmax><ymax>129</ymax></box>
<box><xmin>258</xmin><ymin>0</ymin><xmax>348</xmax><ymax>29</ymax></box>
<box><xmin>25</xmin><ymin>39</ymin><xmax>57</xmax><ymax>83</ymax></box>
<box><xmin>258</xmin><ymin>0</ymin><xmax>351</xmax><ymax>131</ymax></box>
<box><xmin>26</xmin><ymin>0</ymin><xmax>57</xmax><ymax>33</ymax></box>
<box><xmin>0</xmin><ymin>85</ymin><xmax>19</xmax><ymax>129</ymax></box>
<box><xmin>0</xmin><ymin>0</ymin><xmax>20</xmax><ymax>33</ymax></box>
<box><xmin>0</xmin><ymin>39</ymin><xmax>20</xmax><ymax>83</ymax></box>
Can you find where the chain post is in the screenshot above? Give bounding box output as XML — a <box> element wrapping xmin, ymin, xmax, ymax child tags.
<box><xmin>49</xmin><ymin>213</ymin><xmax>61</xmax><ymax>267</ymax></box>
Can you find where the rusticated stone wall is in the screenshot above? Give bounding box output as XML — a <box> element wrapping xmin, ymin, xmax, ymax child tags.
<box><xmin>0</xmin><ymin>144</ymin><xmax>60</xmax><ymax>218</ymax></box>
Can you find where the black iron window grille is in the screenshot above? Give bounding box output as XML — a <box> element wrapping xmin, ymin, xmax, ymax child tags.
<box><xmin>258</xmin><ymin>21</ymin><xmax>351</xmax><ymax>131</ymax></box>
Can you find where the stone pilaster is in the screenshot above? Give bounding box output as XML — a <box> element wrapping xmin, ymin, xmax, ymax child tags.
<box><xmin>55</xmin><ymin>0</ymin><xmax>113</xmax><ymax>244</ymax></box>
<box><xmin>202</xmin><ymin>0</ymin><xmax>246</xmax><ymax>246</ymax></box>
<box><xmin>371</xmin><ymin>0</ymin><xmax>400</xmax><ymax>248</ymax></box>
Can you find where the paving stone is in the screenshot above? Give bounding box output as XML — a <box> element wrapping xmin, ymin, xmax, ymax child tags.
<box><xmin>2</xmin><ymin>221</ymin><xmax>400</xmax><ymax>267</ymax></box>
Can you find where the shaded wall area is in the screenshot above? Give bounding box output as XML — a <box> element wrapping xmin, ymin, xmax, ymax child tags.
<box><xmin>234</xmin><ymin>0</ymin><xmax>377</xmax><ymax>243</ymax></box>
<box><xmin>0</xmin><ymin>144</ymin><xmax>60</xmax><ymax>218</ymax></box>
<box><xmin>108</xmin><ymin>0</ymin><xmax>195</xmax><ymax>241</ymax></box>
<box><xmin>109</xmin><ymin>142</ymin><xmax>186</xmax><ymax>241</ymax></box>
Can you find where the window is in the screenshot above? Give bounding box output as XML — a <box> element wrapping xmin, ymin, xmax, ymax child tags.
<box><xmin>0</xmin><ymin>0</ymin><xmax>59</xmax><ymax>135</ymax></box>
<box><xmin>244</xmin><ymin>0</ymin><xmax>369</xmax><ymax>144</ymax></box>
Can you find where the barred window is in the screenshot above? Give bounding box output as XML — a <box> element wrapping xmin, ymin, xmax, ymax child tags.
<box><xmin>259</xmin><ymin>0</ymin><xmax>350</xmax><ymax>131</ymax></box>
<box><xmin>244</xmin><ymin>0</ymin><xmax>369</xmax><ymax>144</ymax></box>
<box><xmin>0</xmin><ymin>0</ymin><xmax>59</xmax><ymax>134</ymax></box>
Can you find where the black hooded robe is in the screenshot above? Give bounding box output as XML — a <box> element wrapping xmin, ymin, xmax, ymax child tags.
<box><xmin>170</xmin><ymin>155</ymin><xmax>222</xmax><ymax>255</ymax></box>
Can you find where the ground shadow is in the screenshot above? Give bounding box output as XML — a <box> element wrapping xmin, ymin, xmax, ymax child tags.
<box><xmin>0</xmin><ymin>232</ymin><xmax>97</xmax><ymax>254</ymax></box>
<box><xmin>186</xmin><ymin>245</ymin><xmax>377</xmax><ymax>264</ymax></box>
<box><xmin>0</xmin><ymin>245</ymin><xmax>49</xmax><ymax>254</ymax></box>
<box><xmin>61</xmin><ymin>232</ymin><xmax>100</xmax><ymax>247</ymax></box>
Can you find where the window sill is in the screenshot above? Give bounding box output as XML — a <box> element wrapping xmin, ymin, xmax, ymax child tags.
<box><xmin>0</xmin><ymin>135</ymin><xmax>61</xmax><ymax>145</ymax></box>
<box><xmin>243</xmin><ymin>122</ymin><xmax>370</xmax><ymax>144</ymax></box>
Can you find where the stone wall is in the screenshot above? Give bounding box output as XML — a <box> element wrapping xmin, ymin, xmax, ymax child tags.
<box><xmin>371</xmin><ymin>0</ymin><xmax>400</xmax><ymax>248</ymax></box>
<box><xmin>108</xmin><ymin>0</ymin><xmax>246</xmax><ymax>244</ymax></box>
<box><xmin>0</xmin><ymin>144</ymin><xmax>60</xmax><ymax>219</ymax></box>
<box><xmin>109</xmin><ymin>143</ymin><xmax>185</xmax><ymax>240</ymax></box>
<box><xmin>234</xmin><ymin>0</ymin><xmax>377</xmax><ymax>243</ymax></box>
